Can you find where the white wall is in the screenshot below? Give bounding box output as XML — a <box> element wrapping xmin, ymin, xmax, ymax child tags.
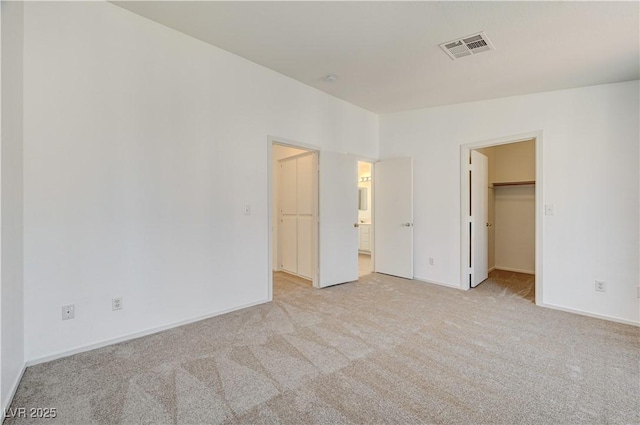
<box><xmin>380</xmin><ymin>81</ymin><xmax>640</xmax><ymax>324</ymax></box>
<box><xmin>1</xmin><ymin>0</ymin><xmax>25</xmax><ymax>411</ymax></box>
<box><xmin>493</xmin><ymin>140</ymin><xmax>535</xmax><ymax>183</ymax></box>
<box><xmin>272</xmin><ymin>145</ymin><xmax>307</xmax><ymax>271</ymax></box>
<box><xmin>22</xmin><ymin>2</ymin><xmax>378</xmax><ymax>362</ymax></box>
<box><xmin>494</xmin><ymin>185</ymin><xmax>535</xmax><ymax>273</ymax></box>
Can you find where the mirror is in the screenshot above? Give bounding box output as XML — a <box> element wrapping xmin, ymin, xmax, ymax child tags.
<box><xmin>358</xmin><ymin>187</ymin><xmax>368</xmax><ymax>210</ymax></box>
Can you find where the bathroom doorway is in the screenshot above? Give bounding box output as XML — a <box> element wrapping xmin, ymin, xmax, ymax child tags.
<box><xmin>357</xmin><ymin>161</ymin><xmax>374</xmax><ymax>276</ymax></box>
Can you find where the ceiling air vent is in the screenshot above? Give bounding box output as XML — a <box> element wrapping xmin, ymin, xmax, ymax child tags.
<box><xmin>440</xmin><ymin>32</ymin><xmax>495</xmax><ymax>60</ymax></box>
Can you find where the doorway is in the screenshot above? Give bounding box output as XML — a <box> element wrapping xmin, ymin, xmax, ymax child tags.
<box><xmin>268</xmin><ymin>137</ymin><xmax>415</xmax><ymax>299</ymax></box>
<box><xmin>461</xmin><ymin>132</ymin><xmax>543</xmax><ymax>305</ymax></box>
<box><xmin>357</xmin><ymin>161</ymin><xmax>373</xmax><ymax>276</ymax></box>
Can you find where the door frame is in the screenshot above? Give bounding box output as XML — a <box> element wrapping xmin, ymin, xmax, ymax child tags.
<box><xmin>459</xmin><ymin>131</ymin><xmax>543</xmax><ymax>305</ymax></box>
<box><xmin>268</xmin><ymin>136</ymin><xmax>321</xmax><ymax>300</ymax></box>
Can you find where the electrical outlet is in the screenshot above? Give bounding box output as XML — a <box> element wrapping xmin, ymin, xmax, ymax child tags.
<box><xmin>595</xmin><ymin>281</ymin><xmax>606</xmax><ymax>292</ymax></box>
<box><xmin>62</xmin><ymin>304</ymin><xmax>75</xmax><ymax>320</ymax></box>
<box><xmin>112</xmin><ymin>297</ymin><xmax>123</xmax><ymax>311</ymax></box>
<box><xmin>429</xmin><ymin>257</ymin><xmax>435</xmax><ymax>266</ymax></box>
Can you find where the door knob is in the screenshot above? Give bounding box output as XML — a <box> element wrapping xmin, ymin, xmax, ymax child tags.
<box><xmin>486</xmin><ymin>223</ymin><xmax>492</xmax><ymax>227</ymax></box>
<box><xmin>354</xmin><ymin>223</ymin><xmax>360</xmax><ymax>228</ymax></box>
<box><xmin>403</xmin><ymin>223</ymin><xmax>413</xmax><ymax>227</ymax></box>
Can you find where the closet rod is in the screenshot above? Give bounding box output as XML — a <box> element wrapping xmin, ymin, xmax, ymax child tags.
<box><xmin>492</xmin><ymin>180</ymin><xmax>535</xmax><ymax>187</ymax></box>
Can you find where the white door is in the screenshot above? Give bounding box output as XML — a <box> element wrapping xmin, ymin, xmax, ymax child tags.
<box><xmin>318</xmin><ymin>151</ymin><xmax>358</xmax><ymax>287</ymax></box>
<box><xmin>470</xmin><ymin>150</ymin><xmax>488</xmax><ymax>287</ymax></box>
<box><xmin>374</xmin><ymin>158</ymin><xmax>413</xmax><ymax>279</ymax></box>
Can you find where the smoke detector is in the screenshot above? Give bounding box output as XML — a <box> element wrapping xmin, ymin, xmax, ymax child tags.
<box><xmin>325</xmin><ymin>74</ymin><xmax>338</xmax><ymax>83</ymax></box>
<box><xmin>440</xmin><ymin>32</ymin><xmax>495</xmax><ymax>60</ymax></box>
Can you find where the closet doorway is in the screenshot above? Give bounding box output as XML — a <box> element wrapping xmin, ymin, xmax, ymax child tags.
<box><xmin>272</xmin><ymin>143</ymin><xmax>318</xmax><ymax>287</ymax></box>
<box><xmin>461</xmin><ymin>133</ymin><xmax>542</xmax><ymax>305</ymax></box>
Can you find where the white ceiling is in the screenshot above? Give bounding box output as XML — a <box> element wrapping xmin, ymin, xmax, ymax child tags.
<box><xmin>113</xmin><ymin>1</ymin><xmax>640</xmax><ymax>114</ymax></box>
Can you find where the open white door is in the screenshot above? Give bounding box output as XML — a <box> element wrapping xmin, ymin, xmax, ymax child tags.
<box><xmin>374</xmin><ymin>158</ymin><xmax>413</xmax><ymax>279</ymax></box>
<box><xmin>470</xmin><ymin>150</ymin><xmax>488</xmax><ymax>287</ymax></box>
<box><xmin>318</xmin><ymin>151</ymin><xmax>358</xmax><ymax>287</ymax></box>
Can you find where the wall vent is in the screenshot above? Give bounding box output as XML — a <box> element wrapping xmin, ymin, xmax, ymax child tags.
<box><xmin>440</xmin><ymin>32</ymin><xmax>495</xmax><ymax>60</ymax></box>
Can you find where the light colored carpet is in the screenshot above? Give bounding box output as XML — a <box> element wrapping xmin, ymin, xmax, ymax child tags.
<box><xmin>7</xmin><ymin>271</ymin><xmax>639</xmax><ymax>424</ymax></box>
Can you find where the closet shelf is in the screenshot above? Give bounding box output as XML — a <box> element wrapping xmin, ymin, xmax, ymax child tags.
<box><xmin>492</xmin><ymin>180</ymin><xmax>535</xmax><ymax>187</ymax></box>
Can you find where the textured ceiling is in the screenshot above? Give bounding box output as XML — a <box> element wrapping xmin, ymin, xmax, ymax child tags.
<box><xmin>113</xmin><ymin>1</ymin><xmax>640</xmax><ymax>114</ymax></box>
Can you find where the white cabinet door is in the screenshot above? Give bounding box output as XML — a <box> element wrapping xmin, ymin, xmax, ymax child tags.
<box><xmin>297</xmin><ymin>216</ymin><xmax>314</xmax><ymax>279</ymax></box>
<box><xmin>297</xmin><ymin>154</ymin><xmax>314</xmax><ymax>215</ymax></box>
<box><xmin>280</xmin><ymin>159</ymin><xmax>297</xmax><ymax>215</ymax></box>
<box><xmin>280</xmin><ymin>216</ymin><xmax>297</xmax><ymax>273</ymax></box>
<box><xmin>359</xmin><ymin>225</ymin><xmax>371</xmax><ymax>252</ymax></box>
<box><xmin>278</xmin><ymin>152</ymin><xmax>316</xmax><ymax>279</ymax></box>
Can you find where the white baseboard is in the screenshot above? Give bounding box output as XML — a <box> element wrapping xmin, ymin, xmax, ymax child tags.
<box><xmin>540</xmin><ymin>302</ymin><xmax>640</xmax><ymax>327</ymax></box>
<box><xmin>488</xmin><ymin>266</ymin><xmax>496</xmax><ymax>273</ymax></box>
<box><xmin>1</xmin><ymin>362</ymin><xmax>26</xmax><ymax>423</ymax></box>
<box><xmin>26</xmin><ymin>298</ymin><xmax>270</xmax><ymax>367</ymax></box>
<box><xmin>413</xmin><ymin>276</ymin><xmax>462</xmax><ymax>290</ymax></box>
<box><xmin>494</xmin><ymin>266</ymin><xmax>535</xmax><ymax>275</ymax></box>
